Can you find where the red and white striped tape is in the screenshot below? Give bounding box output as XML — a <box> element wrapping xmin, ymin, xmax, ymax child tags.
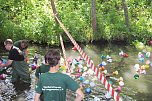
<box><xmin>55</xmin><ymin>16</ymin><xmax>122</xmax><ymax>101</ymax></box>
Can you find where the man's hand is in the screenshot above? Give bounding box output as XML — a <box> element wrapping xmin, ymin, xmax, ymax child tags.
<box><xmin>13</xmin><ymin>46</ymin><xmax>22</xmax><ymax>54</ymax></box>
<box><xmin>0</xmin><ymin>63</ymin><xmax>5</xmax><ymax>67</ymax></box>
<box><xmin>34</xmin><ymin>93</ymin><xmax>41</xmax><ymax>101</ymax></box>
<box><xmin>75</xmin><ymin>88</ymin><xmax>84</xmax><ymax>101</ymax></box>
<box><xmin>0</xmin><ymin>60</ymin><xmax>13</xmax><ymax>68</ymax></box>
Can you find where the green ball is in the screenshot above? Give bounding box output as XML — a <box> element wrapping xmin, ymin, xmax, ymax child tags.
<box><xmin>134</xmin><ymin>74</ymin><xmax>139</xmax><ymax>79</ymax></box>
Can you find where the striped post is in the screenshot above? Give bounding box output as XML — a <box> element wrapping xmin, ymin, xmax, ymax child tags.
<box><xmin>54</xmin><ymin>16</ymin><xmax>122</xmax><ymax>101</ymax></box>
<box><xmin>59</xmin><ymin>34</ymin><xmax>71</xmax><ymax>73</ymax></box>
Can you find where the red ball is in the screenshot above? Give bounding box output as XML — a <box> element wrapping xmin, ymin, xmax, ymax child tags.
<box><xmin>149</xmin><ymin>40</ymin><xmax>152</xmax><ymax>45</ymax></box>
<box><xmin>0</xmin><ymin>60</ymin><xmax>2</xmax><ymax>64</ymax></box>
<box><xmin>123</xmin><ymin>53</ymin><xmax>128</xmax><ymax>57</ymax></box>
<box><xmin>0</xmin><ymin>74</ymin><xmax>6</xmax><ymax>80</ymax></box>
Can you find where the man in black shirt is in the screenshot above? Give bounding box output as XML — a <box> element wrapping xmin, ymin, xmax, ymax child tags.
<box><xmin>0</xmin><ymin>39</ymin><xmax>31</xmax><ymax>84</ymax></box>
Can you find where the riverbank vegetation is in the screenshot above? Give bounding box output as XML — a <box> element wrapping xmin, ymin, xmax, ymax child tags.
<box><xmin>0</xmin><ymin>0</ymin><xmax>151</xmax><ymax>46</ymax></box>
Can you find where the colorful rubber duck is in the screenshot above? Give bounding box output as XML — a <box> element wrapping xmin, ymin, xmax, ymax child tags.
<box><xmin>72</xmin><ymin>46</ymin><xmax>77</xmax><ymax>52</ymax></box>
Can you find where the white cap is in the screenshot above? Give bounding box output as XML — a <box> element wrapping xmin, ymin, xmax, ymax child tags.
<box><xmin>5</xmin><ymin>39</ymin><xmax>13</xmax><ymax>43</ymax></box>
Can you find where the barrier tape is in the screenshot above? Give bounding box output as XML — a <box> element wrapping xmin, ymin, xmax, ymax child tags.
<box><xmin>55</xmin><ymin>15</ymin><xmax>122</xmax><ymax>101</ymax></box>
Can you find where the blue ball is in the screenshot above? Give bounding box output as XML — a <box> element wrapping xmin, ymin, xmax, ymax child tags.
<box><xmin>80</xmin><ymin>76</ymin><xmax>84</xmax><ymax>81</ymax></box>
<box><xmin>2</xmin><ymin>58</ymin><xmax>7</xmax><ymax>64</ymax></box>
<box><xmin>99</xmin><ymin>63</ymin><xmax>103</xmax><ymax>67</ymax></box>
<box><xmin>139</xmin><ymin>58</ymin><xmax>144</xmax><ymax>63</ymax></box>
<box><xmin>109</xmin><ymin>80</ymin><xmax>113</xmax><ymax>85</ymax></box>
<box><xmin>85</xmin><ymin>88</ymin><xmax>91</xmax><ymax>94</ymax></box>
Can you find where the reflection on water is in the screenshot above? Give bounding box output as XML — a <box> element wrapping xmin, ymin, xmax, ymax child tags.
<box><xmin>1</xmin><ymin>42</ymin><xmax>152</xmax><ymax>101</ymax></box>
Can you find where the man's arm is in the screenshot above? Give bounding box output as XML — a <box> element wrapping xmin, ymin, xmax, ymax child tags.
<box><xmin>24</xmin><ymin>49</ymin><xmax>28</xmax><ymax>62</ymax></box>
<box><xmin>13</xmin><ymin>46</ymin><xmax>22</xmax><ymax>54</ymax></box>
<box><xmin>0</xmin><ymin>60</ymin><xmax>13</xmax><ymax>67</ymax></box>
<box><xmin>74</xmin><ymin>88</ymin><xmax>84</xmax><ymax>101</ymax></box>
<box><xmin>34</xmin><ymin>93</ymin><xmax>41</xmax><ymax>101</ymax></box>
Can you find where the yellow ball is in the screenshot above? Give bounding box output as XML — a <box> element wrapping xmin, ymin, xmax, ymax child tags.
<box><xmin>145</xmin><ymin>65</ymin><xmax>150</xmax><ymax>69</ymax></box>
<box><xmin>113</xmin><ymin>70</ymin><xmax>118</xmax><ymax>75</ymax></box>
<box><xmin>83</xmin><ymin>66</ymin><xmax>88</xmax><ymax>71</ymax></box>
<box><xmin>118</xmin><ymin>77</ymin><xmax>123</xmax><ymax>82</ymax></box>
<box><xmin>60</xmin><ymin>66</ymin><xmax>66</xmax><ymax>70</ymax></box>
<box><xmin>29</xmin><ymin>68</ymin><xmax>32</xmax><ymax>73</ymax></box>
<box><xmin>140</xmin><ymin>65</ymin><xmax>145</xmax><ymax>70</ymax></box>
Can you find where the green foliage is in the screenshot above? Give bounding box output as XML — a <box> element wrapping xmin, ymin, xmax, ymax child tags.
<box><xmin>56</xmin><ymin>0</ymin><xmax>92</xmax><ymax>42</ymax></box>
<box><xmin>128</xmin><ymin>0</ymin><xmax>152</xmax><ymax>43</ymax></box>
<box><xmin>0</xmin><ymin>0</ymin><xmax>151</xmax><ymax>45</ymax></box>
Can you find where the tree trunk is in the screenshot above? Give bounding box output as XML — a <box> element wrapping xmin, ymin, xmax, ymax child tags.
<box><xmin>122</xmin><ymin>0</ymin><xmax>130</xmax><ymax>31</ymax></box>
<box><xmin>91</xmin><ymin>0</ymin><xmax>97</xmax><ymax>33</ymax></box>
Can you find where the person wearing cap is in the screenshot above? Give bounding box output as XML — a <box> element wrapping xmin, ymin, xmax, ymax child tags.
<box><xmin>0</xmin><ymin>39</ymin><xmax>31</xmax><ymax>84</ymax></box>
<box><xmin>34</xmin><ymin>49</ymin><xmax>84</xmax><ymax>101</ymax></box>
<box><xmin>14</xmin><ymin>40</ymin><xmax>29</xmax><ymax>62</ymax></box>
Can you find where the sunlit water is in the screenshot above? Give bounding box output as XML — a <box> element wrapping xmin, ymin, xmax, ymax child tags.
<box><xmin>1</xmin><ymin>42</ymin><xmax>152</xmax><ymax>101</ymax></box>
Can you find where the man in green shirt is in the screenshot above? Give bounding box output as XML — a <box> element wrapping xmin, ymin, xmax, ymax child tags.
<box><xmin>34</xmin><ymin>49</ymin><xmax>84</xmax><ymax>101</ymax></box>
<box><xmin>35</xmin><ymin>63</ymin><xmax>50</xmax><ymax>83</ymax></box>
<box><xmin>35</xmin><ymin>55</ymin><xmax>50</xmax><ymax>101</ymax></box>
<box><xmin>35</xmin><ymin>55</ymin><xmax>50</xmax><ymax>83</ymax></box>
<box><xmin>14</xmin><ymin>40</ymin><xmax>28</xmax><ymax>62</ymax></box>
<box><xmin>14</xmin><ymin>40</ymin><xmax>28</xmax><ymax>51</ymax></box>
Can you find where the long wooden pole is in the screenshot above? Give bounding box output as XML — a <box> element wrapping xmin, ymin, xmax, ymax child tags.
<box><xmin>50</xmin><ymin>0</ymin><xmax>58</xmax><ymax>22</ymax></box>
<box><xmin>50</xmin><ymin>0</ymin><xmax>70</xmax><ymax>72</ymax></box>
